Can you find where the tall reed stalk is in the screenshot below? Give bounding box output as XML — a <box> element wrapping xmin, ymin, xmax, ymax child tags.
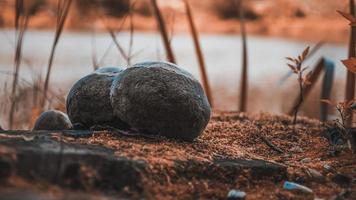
<box><xmin>9</xmin><ymin>0</ymin><xmax>30</xmax><ymax>129</ymax></box>
<box><xmin>238</xmin><ymin>0</ymin><xmax>248</xmax><ymax>112</ymax></box>
<box><xmin>183</xmin><ymin>0</ymin><xmax>213</xmax><ymax>106</ymax></box>
<box><xmin>150</xmin><ymin>0</ymin><xmax>176</xmax><ymax>63</ymax></box>
<box><xmin>42</xmin><ymin>0</ymin><xmax>72</xmax><ymax>108</ymax></box>
<box><xmin>345</xmin><ymin>0</ymin><xmax>356</xmax><ymax>126</ymax></box>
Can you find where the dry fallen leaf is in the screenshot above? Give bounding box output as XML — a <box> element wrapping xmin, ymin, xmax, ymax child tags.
<box><xmin>341</xmin><ymin>57</ymin><xmax>356</xmax><ymax>73</ymax></box>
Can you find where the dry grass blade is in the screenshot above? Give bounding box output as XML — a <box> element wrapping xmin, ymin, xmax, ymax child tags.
<box><xmin>184</xmin><ymin>0</ymin><xmax>214</xmax><ymax>107</ymax></box>
<box><xmin>9</xmin><ymin>0</ymin><xmax>30</xmax><ymax>129</ymax></box>
<box><xmin>96</xmin><ymin>13</ymin><xmax>129</xmax><ymax>65</ymax></box>
<box><xmin>107</xmin><ymin>27</ymin><xmax>130</xmax><ymax>63</ymax></box>
<box><xmin>127</xmin><ymin>0</ymin><xmax>137</xmax><ymax>65</ymax></box>
<box><xmin>42</xmin><ymin>0</ymin><xmax>72</xmax><ymax>108</ymax></box>
<box><xmin>150</xmin><ymin>0</ymin><xmax>176</xmax><ymax>63</ymax></box>
<box><xmin>236</xmin><ymin>0</ymin><xmax>248</xmax><ymax>112</ymax></box>
<box><xmin>96</xmin><ymin>2</ymin><xmax>133</xmax><ymax>65</ymax></box>
<box><xmin>0</xmin><ymin>71</ymin><xmax>65</xmax><ymax>107</ymax></box>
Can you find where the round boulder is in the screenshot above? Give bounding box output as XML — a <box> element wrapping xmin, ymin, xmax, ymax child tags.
<box><xmin>110</xmin><ymin>61</ymin><xmax>211</xmax><ymax>141</ymax></box>
<box><xmin>33</xmin><ymin>110</ymin><xmax>72</xmax><ymax>130</ymax></box>
<box><xmin>66</xmin><ymin>66</ymin><xmax>128</xmax><ymax>129</ymax></box>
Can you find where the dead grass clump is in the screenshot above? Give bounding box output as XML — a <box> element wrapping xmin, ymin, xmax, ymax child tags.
<box><xmin>1</xmin><ymin>71</ymin><xmax>65</xmax><ymax>129</ymax></box>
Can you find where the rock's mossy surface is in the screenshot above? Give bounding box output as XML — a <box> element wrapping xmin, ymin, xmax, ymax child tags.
<box><xmin>33</xmin><ymin>110</ymin><xmax>72</xmax><ymax>130</ymax></box>
<box><xmin>110</xmin><ymin>61</ymin><xmax>211</xmax><ymax>141</ymax></box>
<box><xmin>66</xmin><ymin>67</ymin><xmax>128</xmax><ymax>129</ymax></box>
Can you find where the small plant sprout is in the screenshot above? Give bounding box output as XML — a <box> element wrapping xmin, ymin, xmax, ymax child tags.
<box><xmin>321</xmin><ymin>99</ymin><xmax>356</xmax><ymax>152</ymax></box>
<box><xmin>286</xmin><ymin>46</ymin><xmax>312</xmax><ymax>127</ymax></box>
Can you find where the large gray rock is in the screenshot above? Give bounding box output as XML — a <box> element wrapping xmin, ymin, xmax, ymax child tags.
<box><xmin>66</xmin><ymin>67</ymin><xmax>128</xmax><ymax>129</ymax></box>
<box><xmin>110</xmin><ymin>61</ymin><xmax>211</xmax><ymax>141</ymax></box>
<box><xmin>33</xmin><ymin>110</ymin><xmax>72</xmax><ymax>130</ymax></box>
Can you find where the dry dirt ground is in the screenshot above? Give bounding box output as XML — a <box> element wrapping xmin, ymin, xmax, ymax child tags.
<box><xmin>0</xmin><ymin>112</ymin><xmax>355</xmax><ymax>199</ymax></box>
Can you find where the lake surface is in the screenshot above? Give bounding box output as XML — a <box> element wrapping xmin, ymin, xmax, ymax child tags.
<box><xmin>0</xmin><ymin>29</ymin><xmax>348</xmax><ymax>114</ymax></box>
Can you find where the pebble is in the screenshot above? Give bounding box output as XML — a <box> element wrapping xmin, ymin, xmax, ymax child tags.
<box><xmin>290</xmin><ymin>146</ymin><xmax>303</xmax><ymax>153</ymax></box>
<box><xmin>283</xmin><ymin>181</ymin><xmax>313</xmax><ymax>194</ymax></box>
<box><xmin>301</xmin><ymin>158</ymin><xmax>311</xmax><ymax>163</ymax></box>
<box><xmin>227</xmin><ymin>189</ymin><xmax>246</xmax><ymax>200</ymax></box>
<box><xmin>33</xmin><ymin>110</ymin><xmax>72</xmax><ymax>130</ymax></box>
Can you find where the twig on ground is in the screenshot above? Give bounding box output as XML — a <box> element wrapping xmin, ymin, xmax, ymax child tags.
<box><xmin>255</xmin><ymin>122</ymin><xmax>284</xmax><ymax>153</ymax></box>
<box><xmin>89</xmin><ymin>125</ymin><xmax>165</xmax><ymax>141</ymax></box>
<box><xmin>257</xmin><ymin>133</ymin><xmax>284</xmax><ymax>154</ymax></box>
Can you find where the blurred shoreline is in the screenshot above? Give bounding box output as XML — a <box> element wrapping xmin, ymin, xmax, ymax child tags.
<box><xmin>0</xmin><ymin>0</ymin><xmax>350</xmax><ymax>44</ymax></box>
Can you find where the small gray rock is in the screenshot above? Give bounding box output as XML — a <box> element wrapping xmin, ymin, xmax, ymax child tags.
<box><xmin>300</xmin><ymin>157</ymin><xmax>311</xmax><ymax>163</ymax></box>
<box><xmin>110</xmin><ymin>61</ymin><xmax>211</xmax><ymax>141</ymax></box>
<box><xmin>33</xmin><ymin>110</ymin><xmax>72</xmax><ymax>130</ymax></box>
<box><xmin>66</xmin><ymin>67</ymin><xmax>128</xmax><ymax>129</ymax></box>
<box><xmin>227</xmin><ymin>189</ymin><xmax>246</xmax><ymax>200</ymax></box>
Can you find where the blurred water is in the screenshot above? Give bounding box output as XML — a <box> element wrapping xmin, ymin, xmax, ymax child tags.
<box><xmin>0</xmin><ymin>29</ymin><xmax>347</xmax><ymax>83</ymax></box>
<box><xmin>0</xmin><ymin>29</ymin><xmax>348</xmax><ymax>113</ymax></box>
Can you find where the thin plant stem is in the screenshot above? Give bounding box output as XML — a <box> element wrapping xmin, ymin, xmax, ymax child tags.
<box><xmin>238</xmin><ymin>0</ymin><xmax>248</xmax><ymax>112</ymax></box>
<box><xmin>184</xmin><ymin>0</ymin><xmax>214</xmax><ymax>107</ymax></box>
<box><xmin>9</xmin><ymin>0</ymin><xmax>30</xmax><ymax>129</ymax></box>
<box><xmin>42</xmin><ymin>0</ymin><xmax>72</xmax><ymax>108</ymax></box>
<box><xmin>293</xmin><ymin>72</ymin><xmax>304</xmax><ymax>126</ymax></box>
<box><xmin>150</xmin><ymin>0</ymin><xmax>176</xmax><ymax>63</ymax></box>
<box><xmin>345</xmin><ymin>0</ymin><xmax>356</xmax><ymax>127</ymax></box>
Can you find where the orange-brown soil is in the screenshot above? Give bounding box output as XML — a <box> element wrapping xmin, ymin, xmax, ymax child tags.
<box><xmin>0</xmin><ymin>112</ymin><xmax>355</xmax><ymax>199</ymax></box>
